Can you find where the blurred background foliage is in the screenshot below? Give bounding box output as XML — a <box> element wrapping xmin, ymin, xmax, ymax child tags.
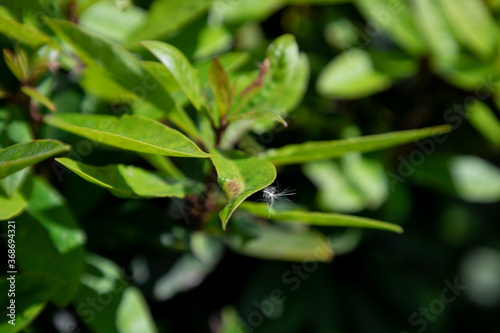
<box><xmin>1</xmin><ymin>0</ymin><xmax>500</xmax><ymax>332</ymax></box>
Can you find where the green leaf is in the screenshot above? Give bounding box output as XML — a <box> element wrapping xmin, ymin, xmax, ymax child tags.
<box><xmin>234</xmin><ymin>34</ymin><xmax>301</xmax><ymax>116</ymax></box>
<box><xmin>78</xmin><ymin>1</ymin><xmax>146</xmax><ymax>44</ymax></box>
<box><xmin>44</xmin><ymin>114</ymin><xmax>211</xmax><ymax>158</ymax></box>
<box><xmin>18</xmin><ymin>177</ymin><xmax>85</xmax><ymax>306</ymax></box>
<box><xmin>370</xmin><ymin>50</ymin><xmax>419</xmax><ymax>79</ymax></box>
<box><xmin>3</xmin><ymin>48</ymin><xmax>29</xmax><ymax>82</ymax></box>
<box><xmin>227</xmin><ymin>214</ymin><xmax>334</xmax><ymax>262</ymax></box>
<box><xmin>413</xmin><ymin>0</ymin><xmax>459</xmax><ymax>65</ymax></box>
<box><xmin>193</xmin><ymin>24</ymin><xmax>233</xmax><ymax>59</ymax></box>
<box><xmin>264</xmin><ymin>53</ymin><xmax>310</xmax><ymax>114</ymax></box>
<box><xmin>303</xmin><ymin>157</ymin><xmax>388</xmax><ymax>213</ymax></box>
<box><xmin>140</xmin><ymin>153</ymin><xmax>186</xmax><ymax>179</ymax></box>
<box><xmin>355</xmin><ymin>0</ymin><xmax>426</xmax><ymax>55</ymax></box>
<box><xmin>210</xmin><ymin>149</ymin><xmax>276</xmax><ymax>229</ymax></box>
<box><xmin>0</xmin><ymin>167</ymin><xmax>30</xmax><ymax>197</ymax></box>
<box><xmin>47</xmin><ymin>19</ymin><xmax>198</xmax><ymax>139</ymax></box>
<box><xmin>0</xmin><ymin>139</ymin><xmax>71</xmax><ymax>179</ymax></box>
<box><xmin>142</xmin><ymin>41</ymin><xmax>205</xmax><ymax>112</ymax></box>
<box><xmin>141</xmin><ymin>61</ymin><xmax>184</xmax><ymax>103</ymax></box>
<box><xmin>76</xmin><ymin>254</ymin><xmax>157</xmax><ymax>333</ymax></box>
<box><xmin>413</xmin><ymin>155</ymin><xmax>500</xmax><ymax>203</ymax></box>
<box><xmin>317</xmin><ymin>49</ymin><xmax>391</xmax><ymax>99</ymax></box>
<box><xmin>239</xmin><ymin>202</ymin><xmax>403</xmax><ymax>233</ymax></box>
<box><xmin>0</xmin><ymin>274</ymin><xmax>59</xmax><ymax>333</ymax></box>
<box><xmin>0</xmin><ymin>189</ymin><xmax>27</xmax><ymax>220</ymax></box>
<box><xmin>467</xmin><ymin>100</ymin><xmax>500</xmax><ymax>147</ymax></box>
<box><xmin>0</xmin><ymin>14</ymin><xmax>52</xmax><ymax>48</ymax></box>
<box><xmin>449</xmin><ymin>156</ymin><xmax>500</xmax><ymax>203</ymax></box>
<box><xmin>211</xmin><ymin>0</ymin><xmax>283</xmax><ymax>24</ymax></box>
<box><xmin>21</xmin><ymin>86</ymin><xmax>56</xmax><ymax>112</ymax></box>
<box><xmin>154</xmin><ymin>252</ymin><xmax>219</xmax><ymax>301</ymax></box>
<box><xmin>56</xmin><ymin>158</ymin><xmax>198</xmax><ymax>198</ymax></box>
<box><xmin>262</xmin><ymin>125</ymin><xmax>452</xmax><ymax>165</ymax></box>
<box><xmin>154</xmin><ymin>233</ymin><xmax>223</xmax><ymax>300</ymax></box>
<box><xmin>218</xmin><ymin>307</ymin><xmax>247</xmax><ymax>333</ymax></box>
<box><xmin>116</xmin><ymin>287</ymin><xmax>157</xmax><ymax>333</ymax></box>
<box><xmin>438</xmin><ymin>0</ymin><xmax>497</xmax><ymax>59</ymax></box>
<box><xmin>125</xmin><ymin>0</ymin><xmax>212</xmax><ymax>47</ymax></box>
<box><xmin>209</xmin><ymin>57</ymin><xmax>232</xmax><ymax>119</ymax></box>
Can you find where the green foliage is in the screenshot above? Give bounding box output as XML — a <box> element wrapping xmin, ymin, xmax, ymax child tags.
<box><xmin>0</xmin><ymin>140</ymin><xmax>70</xmax><ymax>179</ymax></box>
<box><xmin>0</xmin><ymin>0</ymin><xmax>498</xmax><ymax>332</ymax></box>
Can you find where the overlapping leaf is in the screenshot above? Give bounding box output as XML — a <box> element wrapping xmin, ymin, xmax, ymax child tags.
<box><xmin>0</xmin><ymin>139</ymin><xmax>71</xmax><ymax>179</ymax></box>
<box><xmin>44</xmin><ymin>114</ymin><xmax>211</xmax><ymax>158</ymax></box>
<box><xmin>47</xmin><ymin>19</ymin><xmax>198</xmax><ymax>138</ymax></box>
<box><xmin>56</xmin><ymin>158</ymin><xmax>198</xmax><ymax>198</ymax></box>
<box><xmin>210</xmin><ymin>149</ymin><xmax>276</xmax><ymax>229</ymax></box>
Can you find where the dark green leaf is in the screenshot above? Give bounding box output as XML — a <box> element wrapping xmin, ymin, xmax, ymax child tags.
<box><xmin>0</xmin><ymin>274</ymin><xmax>59</xmax><ymax>333</ymax></box>
<box><xmin>18</xmin><ymin>177</ymin><xmax>85</xmax><ymax>306</ymax></box>
<box><xmin>75</xmin><ymin>254</ymin><xmax>157</xmax><ymax>333</ymax></box>
<box><xmin>78</xmin><ymin>1</ymin><xmax>146</xmax><ymax>44</ymax></box>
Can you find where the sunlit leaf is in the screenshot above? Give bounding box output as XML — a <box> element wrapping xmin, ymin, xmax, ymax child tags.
<box><xmin>355</xmin><ymin>0</ymin><xmax>426</xmax><ymax>55</ymax></box>
<box><xmin>125</xmin><ymin>0</ymin><xmax>212</xmax><ymax>47</ymax></box>
<box><xmin>116</xmin><ymin>287</ymin><xmax>157</xmax><ymax>333</ymax></box>
<box><xmin>210</xmin><ymin>149</ymin><xmax>276</xmax><ymax>229</ymax></box>
<box><xmin>439</xmin><ymin>0</ymin><xmax>497</xmax><ymax>59</ymax></box>
<box><xmin>142</xmin><ymin>40</ymin><xmax>205</xmax><ymax>111</ymax></box>
<box><xmin>47</xmin><ymin>19</ymin><xmax>198</xmax><ymax>139</ymax></box>
<box><xmin>211</xmin><ymin>0</ymin><xmax>283</xmax><ymax>24</ymax></box>
<box><xmin>317</xmin><ymin>49</ymin><xmax>391</xmax><ymax>99</ymax></box>
<box><xmin>79</xmin><ymin>1</ymin><xmax>146</xmax><ymax>44</ymax></box>
<box><xmin>0</xmin><ymin>189</ymin><xmax>27</xmax><ymax>220</ymax></box>
<box><xmin>44</xmin><ymin>114</ymin><xmax>211</xmax><ymax>158</ymax></box>
<box><xmin>262</xmin><ymin>125</ymin><xmax>452</xmax><ymax>165</ymax></box>
<box><xmin>467</xmin><ymin>100</ymin><xmax>500</xmax><ymax>147</ymax></box>
<box><xmin>413</xmin><ymin>0</ymin><xmax>459</xmax><ymax>65</ymax></box>
<box><xmin>0</xmin><ymin>14</ymin><xmax>51</xmax><ymax>48</ymax></box>
<box><xmin>21</xmin><ymin>86</ymin><xmax>56</xmax><ymax>112</ymax></box>
<box><xmin>239</xmin><ymin>202</ymin><xmax>403</xmax><ymax>233</ymax></box>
